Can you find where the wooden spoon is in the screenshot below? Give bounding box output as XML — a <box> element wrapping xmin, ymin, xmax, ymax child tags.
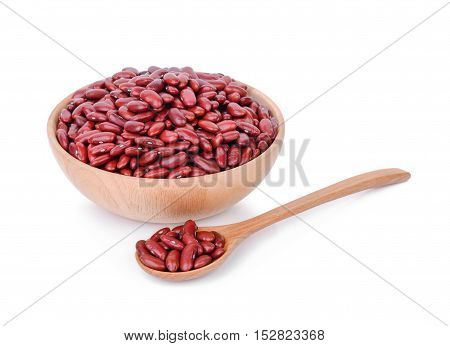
<box><xmin>136</xmin><ymin>168</ymin><xmax>410</xmax><ymax>281</ymax></box>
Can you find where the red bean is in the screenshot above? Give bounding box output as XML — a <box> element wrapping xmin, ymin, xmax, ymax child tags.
<box><xmin>124</xmin><ymin>120</ymin><xmax>145</xmax><ymax>133</ymax></box>
<box><xmin>211</xmin><ymin>247</ymin><xmax>225</xmax><ymax>259</ymax></box>
<box><xmin>160</xmin><ymin>130</ymin><xmax>179</xmax><ymax>144</ymax></box>
<box><xmin>150</xmin><ymin>227</ymin><xmax>170</xmax><ymax>241</ymax></box>
<box><xmin>56</xmin><ymin>129</ymin><xmax>69</xmax><ymax>150</ymax></box>
<box><xmin>193</xmin><ymin>255</ymin><xmax>213</xmax><ymax>269</ymax></box>
<box><xmin>144</xmin><ymin>167</ymin><xmax>169</xmax><ymax>178</ymax></box>
<box><xmin>227</xmin><ymin>102</ymin><xmax>246</xmax><ymax>117</ymax></box>
<box><xmin>201</xmin><ymin>241</ymin><xmax>215</xmax><ymax>254</ymax></box>
<box><xmin>135</xmin><ymin>76</ymin><xmax>152</xmax><ymax>86</ymax></box>
<box><xmin>199</xmin><ymin>137</ymin><xmax>212</xmax><ymax>153</ymax></box>
<box><xmin>90</xmin><ymin>143</ymin><xmax>115</xmax><ymax>156</ymax></box>
<box><xmin>167</xmin><ymin>166</ymin><xmax>192</xmax><ymax>179</ymax></box>
<box><xmin>258</xmin><ymin>118</ymin><xmax>274</xmax><ymax>137</ymax></box>
<box><xmin>213</xmin><ymin>231</ymin><xmax>225</xmax><ymax>248</ymax></box>
<box><xmin>117</xmin><ymin>154</ymin><xmax>130</xmax><ymax>169</ymax></box>
<box><xmin>59</xmin><ymin>108</ymin><xmax>72</xmax><ymax>123</ymax></box>
<box><xmin>160</xmin><ymin>235</ymin><xmax>185</xmax><ymax>251</ymax></box>
<box><xmin>140</xmin><ymin>252</ymin><xmax>166</xmax><ymax>271</ymax></box>
<box><xmin>136</xmin><ymin>240</ymin><xmax>149</xmax><ymax>256</ymax></box>
<box><xmin>192</xmin><ymin>155</ymin><xmax>219</xmax><ymax>173</ymax></box>
<box><xmin>165</xmin><ymin>250</ymin><xmax>180</xmax><ymax>272</ymax></box>
<box><xmin>168</xmin><ymin>108</ymin><xmax>186</xmax><ymax>127</ymax></box>
<box><xmin>89</xmin><ymin>154</ymin><xmax>111</xmax><ymax>167</ymax></box>
<box><xmin>163</xmin><ymin>72</ymin><xmax>179</xmax><ymax>86</ymax></box>
<box><xmin>198</xmin><ymin>120</ymin><xmax>219</xmax><ymax>133</ymax></box>
<box><xmin>211</xmin><ymin>133</ymin><xmax>224</xmax><ymax>148</ymax></box>
<box><xmin>196</xmin><ymin>231</ymin><xmax>215</xmax><ymax>242</ymax></box>
<box><xmin>144</xmin><ymin>239</ymin><xmax>167</xmax><ymax>260</ymax></box>
<box><xmin>89</xmin><ymin>132</ymin><xmax>116</xmax><ymax>144</ymax></box>
<box><xmin>127</xmin><ymin>100</ymin><xmax>148</xmax><ymax>113</ymax></box>
<box><xmin>85</xmin><ymin>88</ymin><xmax>108</xmax><ymax>100</ymax></box>
<box><xmin>140</xmin><ymin>90</ymin><xmax>163</xmax><ymax>109</ymax></box>
<box><xmin>240</xmin><ymin>146</ymin><xmax>252</xmax><ymax>165</ymax></box>
<box><xmin>154</xmin><ymin>147</ymin><xmax>174</xmax><ymax>158</ymax></box>
<box><xmin>236</xmin><ymin>120</ymin><xmax>261</xmax><ymax>137</ymax></box>
<box><xmin>228</xmin><ymin>146</ymin><xmax>241</xmax><ymax>167</ymax></box>
<box><xmin>215</xmin><ymin>146</ymin><xmax>227</xmax><ymax>168</ymax></box>
<box><xmin>180</xmin><ymin>244</ymin><xmax>197</xmax><ymax>272</ymax></box>
<box><xmin>104</xmin><ymin>159</ymin><xmax>117</xmax><ymax>171</ymax></box>
<box><xmin>180</xmin><ymin>87</ymin><xmax>196</xmax><ymax>107</ymax></box>
<box><xmin>139</xmin><ymin>150</ymin><xmax>158</xmax><ymax>165</ymax></box>
<box><xmin>147</xmin><ymin>122</ymin><xmax>165</xmax><ymax>136</ymax></box>
<box><xmin>222</xmin><ymin>130</ymin><xmax>240</xmax><ymax>143</ymax></box>
<box><xmin>161</xmin><ymin>152</ymin><xmax>188</xmax><ymax>169</ymax></box>
<box><xmin>175</xmin><ymin>128</ymin><xmax>199</xmax><ymax>145</ymax></box>
<box><xmin>181</xmin><ymin>233</ymin><xmax>198</xmax><ymax>246</ymax></box>
<box><xmin>258</xmin><ymin>140</ymin><xmax>269</xmax><ymax>152</ymax></box>
<box><xmin>135</xmin><ymin>136</ymin><xmax>164</xmax><ymax>148</ymax></box>
<box><xmin>98</xmin><ymin>122</ymin><xmax>122</xmax><ymax>134</ymax></box>
<box><xmin>217</xmin><ymin>120</ymin><xmax>237</xmax><ymax>132</ymax></box>
<box><xmin>109</xmin><ymin>140</ymin><xmax>132</xmax><ymax>156</ymax></box>
<box><xmin>182</xmin><ymin>219</ymin><xmax>197</xmax><ymax>235</ymax></box>
<box><xmin>75</xmin><ymin>142</ymin><xmax>88</xmax><ymax>162</ymax></box>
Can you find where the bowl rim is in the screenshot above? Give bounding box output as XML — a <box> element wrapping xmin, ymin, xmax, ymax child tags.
<box><xmin>48</xmin><ymin>82</ymin><xmax>285</xmax><ymax>182</ymax></box>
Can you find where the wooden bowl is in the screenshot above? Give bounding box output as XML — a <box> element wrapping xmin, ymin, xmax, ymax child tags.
<box><xmin>47</xmin><ymin>84</ymin><xmax>285</xmax><ymax>223</ymax></box>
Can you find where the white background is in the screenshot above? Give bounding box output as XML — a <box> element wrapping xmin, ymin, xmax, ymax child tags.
<box><xmin>0</xmin><ymin>0</ymin><xmax>449</xmax><ymax>344</ymax></box>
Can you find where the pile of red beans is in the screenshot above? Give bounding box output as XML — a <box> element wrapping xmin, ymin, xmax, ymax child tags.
<box><xmin>136</xmin><ymin>220</ymin><xmax>225</xmax><ymax>272</ymax></box>
<box><xmin>56</xmin><ymin>66</ymin><xmax>278</xmax><ymax>178</ymax></box>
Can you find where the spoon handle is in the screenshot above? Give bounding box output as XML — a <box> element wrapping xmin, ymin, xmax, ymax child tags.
<box><xmin>232</xmin><ymin>168</ymin><xmax>410</xmax><ymax>237</ymax></box>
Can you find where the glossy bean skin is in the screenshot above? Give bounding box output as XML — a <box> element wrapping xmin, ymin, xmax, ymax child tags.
<box><xmin>167</xmin><ymin>165</ymin><xmax>192</xmax><ymax>179</ymax></box>
<box><xmin>89</xmin><ymin>132</ymin><xmax>116</xmax><ymax>144</ymax></box>
<box><xmin>160</xmin><ymin>152</ymin><xmax>188</xmax><ymax>169</ymax></box>
<box><xmin>196</xmin><ymin>231</ymin><xmax>215</xmax><ymax>242</ymax></box>
<box><xmin>147</xmin><ymin>122</ymin><xmax>165</xmax><ymax>136</ymax></box>
<box><xmin>124</xmin><ymin>120</ymin><xmax>145</xmax><ymax>133</ymax></box>
<box><xmin>193</xmin><ymin>255</ymin><xmax>213</xmax><ymax>269</ymax></box>
<box><xmin>213</xmin><ymin>231</ymin><xmax>225</xmax><ymax>248</ymax></box>
<box><xmin>140</xmin><ymin>252</ymin><xmax>166</xmax><ymax>271</ymax></box>
<box><xmin>183</xmin><ymin>219</ymin><xmax>197</xmax><ymax>236</ymax></box>
<box><xmin>90</xmin><ymin>143</ymin><xmax>115</xmax><ymax>156</ymax></box>
<box><xmin>180</xmin><ymin>244</ymin><xmax>197</xmax><ymax>272</ymax></box>
<box><xmin>181</xmin><ymin>233</ymin><xmax>198</xmax><ymax>245</ymax></box>
<box><xmin>150</xmin><ymin>227</ymin><xmax>170</xmax><ymax>241</ymax></box>
<box><xmin>56</xmin><ymin>129</ymin><xmax>69</xmax><ymax>150</ymax></box>
<box><xmin>180</xmin><ymin>87</ymin><xmax>196</xmax><ymax>107</ymax></box>
<box><xmin>201</xmin><ymin>241</ymin><xmax>215</xmax><ymax>254</ymax></box>
<box><xmin>174</xmin><ymin>128</ymin><xmax>198</xmax><ymax>145</ymax></box>
<box><xmin>89</xmin><ymin>154</ymin><xmax>111</xmax><ymax>167</ymax></box>
<box><xmin>168</xmin><ymin>108</ymin><xmax>186</xmax><ymax>127</ymax></box>
<box><xmin>211</xmin><ymin>247</ymin><xmax>225</xmax><ymax>259</ymax></box>
<box><xmin>165</xmin><ymin>250</ymin><xmax>181</xmax><ymax>272</ymax></box>
<box><xmin>160</xmin><ymin>235</ymin><xmax>185</xmax><ymax>251</ymax></box>
<box><xmin>136</xmin><ymin>240</ymin><xmax>149</xmax><ymax>256</ymax></box>
<box><xmin>144</xmin><ymin>239</ymin><xmax>168</xmax><ymax>260</ymax></box>
<box><xmin>139</xmin><ymin>150</ymin><xmax>158</xmax><ymax>165</ymax></box>
<box><xmin>192</xmin><ymin>155</ymin><xmax>220</xmax><ymax>173</ymax></box>
<box><xmin>144</xmin><ymin>167</ymin><xmax>170</xmax><ymax>178</ymax></box>
<box><xmin>57</xmin><ymin>66</ymin><xmax>278</xmax><ymax>178</ymax></box>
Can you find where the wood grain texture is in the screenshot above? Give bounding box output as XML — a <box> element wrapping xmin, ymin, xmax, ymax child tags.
<box><xmin>47</xmin><ymin>84</ymin><xmax>285</xmax><ymax>223</ymax></box>
<box><xmin>136</xmin><ymin>168</ymin><xmax>410</xmax><ymax>281</ymax></box>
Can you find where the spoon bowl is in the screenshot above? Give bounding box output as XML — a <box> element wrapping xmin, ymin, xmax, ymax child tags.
<box><xmin>136</xmin><ymin>225</ymin><xmax>237</xmax><ymax>281</ymax></box>
<box><xmin>136</xmin><ymin>168</ymin><xmax>411</xmax><ymax>281</ymax></box>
